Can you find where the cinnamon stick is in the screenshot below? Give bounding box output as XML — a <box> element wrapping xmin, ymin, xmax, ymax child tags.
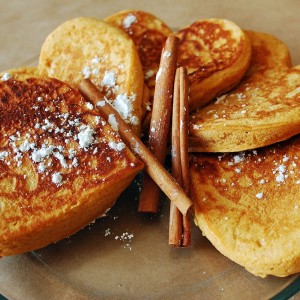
<box><xmin>138</xmin><ymin>35</ymin><xmax>179</xmax><ymax>213</ymax></box>
<box><xmin>79</xmin><ymin>79</ymin><xmax>193</xmax><ymax>216</ymax></box>
<box><xmin>169</xmin><ymin>68</ymin><xmax>183</xmax><ymax>246</ymax></box>
<box><xmin>179</xmin><ymin>67</ymin><xmax>192</xmax><ymax>247</ymax></box>
<box><xmin>169</xmin><ymin>67</ymin><xmax>192</xmax><ymax>247</ymax></box>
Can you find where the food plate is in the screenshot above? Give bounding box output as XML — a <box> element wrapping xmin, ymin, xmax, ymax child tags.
<box><xmin>1</xmin><ymin>1</ymin><xmax>300</xmax><ymax>297</ymax></box>
<box><xmin>0</xmin><ymin>171</ymin><xmax>299</xmax><ymax>299</ymax></box>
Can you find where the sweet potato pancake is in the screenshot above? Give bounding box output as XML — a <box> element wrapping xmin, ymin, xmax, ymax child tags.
<box><xmin>176</xmin><ymin>18</ymin><xmax>252</xmax><ymax>111</ymax></box>
<box><xmin>0</xmin><ymin>76</ymin><xmax>143</xmax><ymax>256</ymax></box>
<box><xmin>188</xmin><ymin>31</ymin><xmax>300</xmax><ymax>152</ymax></box>
<box><xmin>38</xmin><ymin>17</ymin><xmax>144</xmax><ymax>133</ymax></box>
<box><xmin>190</xmin><ymin>135</ymin><xmax>300</xmax><ymax>277</ymax></box>
<box><xmin>105</xmin><ymin>10</ymin><xmax>172</xmax><ymax>98</ymax></box>
<box><xmin>105</xmin><ymin>10</ymin><xmax>172</xmax><ymax>128</ymax></box>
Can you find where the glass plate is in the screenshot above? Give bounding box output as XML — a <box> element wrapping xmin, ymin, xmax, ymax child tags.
<box><xmin>0</xmin><ymin>174</ymin><xmax>299</xmax><ymax>300</ymax></box>
<box><xmin>0</xmin><ymin>39</ymin><xmax>300</xmax><ymax>299</ymax></box>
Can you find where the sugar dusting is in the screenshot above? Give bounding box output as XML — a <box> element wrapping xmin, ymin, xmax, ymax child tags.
<box><xmin>1</xmin><ymin>72</ymin><xmax>11</xmax><ymax>81</ymax></box>
<box><xmin>193</xmin><ymin>140</ymin><xmax>300</xmax><ymax>213</ymax></box>
<box><xmin>0</xmin><ymin>82</ymin><xmax>134</xmax><ymax>187</ymax></box>
<box><xmin>123</xmin><ymin>14</ymin><xmax>137</xmax><ymax>29</ymax></box>
<box><xmin>80</xmin><ymin>54</ymin><xmax>139</xmax><ymax>127</ymax></box>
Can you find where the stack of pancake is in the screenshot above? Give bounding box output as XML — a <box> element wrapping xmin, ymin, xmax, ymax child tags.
<box><xmin>1</xmin><ymin>10</ymin><xmax>299</xmax><ymax>278</ymax></box>
<box><xmin>189</xmin><ymin>29</ymin><xmax>300</xmax><ymax>277</ymax></box>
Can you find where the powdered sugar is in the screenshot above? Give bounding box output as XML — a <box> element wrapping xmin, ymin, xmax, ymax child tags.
<box><xmin>113</xmin><ymin>94</ymin><xmax>135</xmax><ymax>121</ymax></box>
<box><xmin>77</xmin><ymin>126</ymin><xmax>95</xmax><ymax>148</ymax></box>
<box><xmin>109</xmin><ymin>141</ymin><xmax>126</xmax><ymax>151</ymax></box>
<box><xmin>86</xmin><ymin>102</ymin><xmax>94</xmax><ymax>110</ymax></box>
<box><xmin>52</xmin><ymin>172</ymin><xmax>63</xmax><ymax>185</ymax></box>
<box><xmin>123</xmin><ymin>14</ymin><xmax>137</xmax><ymax>28</ymax></box>
<box><xmin>0</xmin><ymin>77</ymin><xmax>138</xmax><ymax>190</ymax></box>
<box><xmin>0</xmin><ymin>151</ymin><xmax>9</xmax><ymax>160</ymax></box>
<box><xmin>101</xmin><ymin>71</ymin><xmax>116</xmax><ymax>88</ymax></box>
<box><xmin>31</xmin><ymin>145</ymin><xmax>55</xmax><ymax>163</ymax></box>
<box><xmin>255</xmin><ymin>192</ymin><xmax>264</xmax><ymax>199</ymax></box>
<box><xmin>108</xmin><ymin>114</ymin><xmax>118</xmax><ymax>131</ymax></box>
<box><xmin>163</xmin><ymin>51</ymin><xmax>172</xmax><ymax>58</ymax></box>
<box><xmin>97</xmin><ymin>100</ymin><xmax>106</xmax><ymax>107</ymax></box>
<box><xmin>1</xmin><ymin>72</ymin><xmax>11</xmax><ymax>81</ymax></box>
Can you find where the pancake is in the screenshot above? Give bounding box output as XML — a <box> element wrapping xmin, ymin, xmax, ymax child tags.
<box><xmin>38</xmin><ymin>17</ymin><xmax>144</xmax><ymax>133</ymax></box>
<box><xmin>105</xmin><ymin>10</ymin><xmax>172</xmax><ymax>96</ymax></box>
<box><xmin>189</xmin><ymin>31</ymin><xmax>300</xmax><ymax>153</ymax></box>
<box><xmin>0</xmin><ymin>66</ymin><xmax>39</xmax><ymax>81</ymax></box>
<box><xmin>190</xmin><ymin>135</ymin><xmax>300</xmax><ymax>277</ymax></box>
<box><xmin>175</xmin><ymin>19</ymin><xmax>252</xmax><ymax>111</ymax></box>
<box><xmin>105</xmin><ymin>10</ymin><xmax>173</xmax><ymax>128</ymax></box>
<box><xmin>0</xmin><ymin>77</ymin><xmax>143</xmax><ymax>256</ymax></box>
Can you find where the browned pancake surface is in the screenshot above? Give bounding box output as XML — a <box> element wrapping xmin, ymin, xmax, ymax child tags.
<box><xmin>0</xmin><ymin>77</ymin><xmax>143</xmax><ymax>256</ymax></box>
<box><xmin>105</xmin><ymin>10</ymin><xmax>172</xmax><ymax>92</ymax></box>
<box><xmin>189</xmin><ymin>31</ymin><xmax>300</xmax><ymax>152</ymax></box>
<box><xmin>190</xmin><ymin>136</ymin><xmax>300</xmax><ymax>277</ymax></box>
<box><xmin>176</xmin><ymin>19</ymin><xmax>252</xmax><ymax>110</ymax></box>
<box><xmin>105</xmin><ymin>10</ymin><xmax>173</xmax><ymax>127</ymax></box>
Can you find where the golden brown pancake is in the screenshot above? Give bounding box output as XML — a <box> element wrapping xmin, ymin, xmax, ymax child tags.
<box><xmin>105</xmin><ymin>10</ymin><xmax>173</xmax><ymax>127</ymax></box>
<box><xmin>38</xmin><ymin>17</ymin><xmax>144</xmax><ymax>133</ymax></box>
<box><xmin>189</xmin><ymin>31</ymin><xmax>300</xmax><ymax>153</ymax></box>
<box><xmin>0</xmin><ymin>77</ymin><xmax>143</xmax><ymax>256</ymax></box>
<box><xmin>190</xmin><ymin>135</ymin><xmax>300</xmax><ymax>277</ymax></box>
<box><xmin>175</xmin><ymin>19</ymin><xmax>252</xmax><ymax>111</ymax></box>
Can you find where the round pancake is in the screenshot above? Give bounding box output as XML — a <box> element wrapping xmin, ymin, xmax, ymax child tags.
<box><xmin>189</xmin><ymin>31</ymin><xmax>300</xmax><ymax>153</ymax></box>
<box><xmin>38</xmin><ymin>17</ymin><xmax>144</xmax><ymax>133</ymax></box>
<box><xmin>190</xmin><ymin>135</ymin><xmax>300</xmax><ymax>277</ymax></box>
<box><xmin>175</xmin><ymin>19</ymin><xmax>252</xmax><ymax>111</ymax></box>
<box><xmin>0</xmin><ymin>77</ymin><xmax>143</xmax><ymax>256</ymax></box>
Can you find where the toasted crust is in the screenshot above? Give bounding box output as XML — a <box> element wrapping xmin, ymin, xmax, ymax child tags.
<box><xmin>38</xmin><ymin>17</ymin><xmax>144</xmax><ymax>133</ymax></box>
<box><xmin>189</xmin><ymin>31</ymin><xmax>300</xmax><ymax>152</ymax></box>
<box><xmin>105</xmin><ymin>10</ymin><xmax>173</xmax><ymax>96</ymax></box>
<box><xmin>190</xmin><ymin>136</ymin><xmax>300</xmax><ymax>277</ymax></box>
<box><xmin>0</xmin><ymin>77</ymin><xmax>143</xmax><ymax>256</ymax></box>
<box><xmin>176</xmin><ymin>19</ymin><xmax>252</xmax><ymax>111</ymax></box>
<box><xmin>105</xmin><ymin>10</ymin><xmax>173</xmax><ymax>129</ymax></box>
